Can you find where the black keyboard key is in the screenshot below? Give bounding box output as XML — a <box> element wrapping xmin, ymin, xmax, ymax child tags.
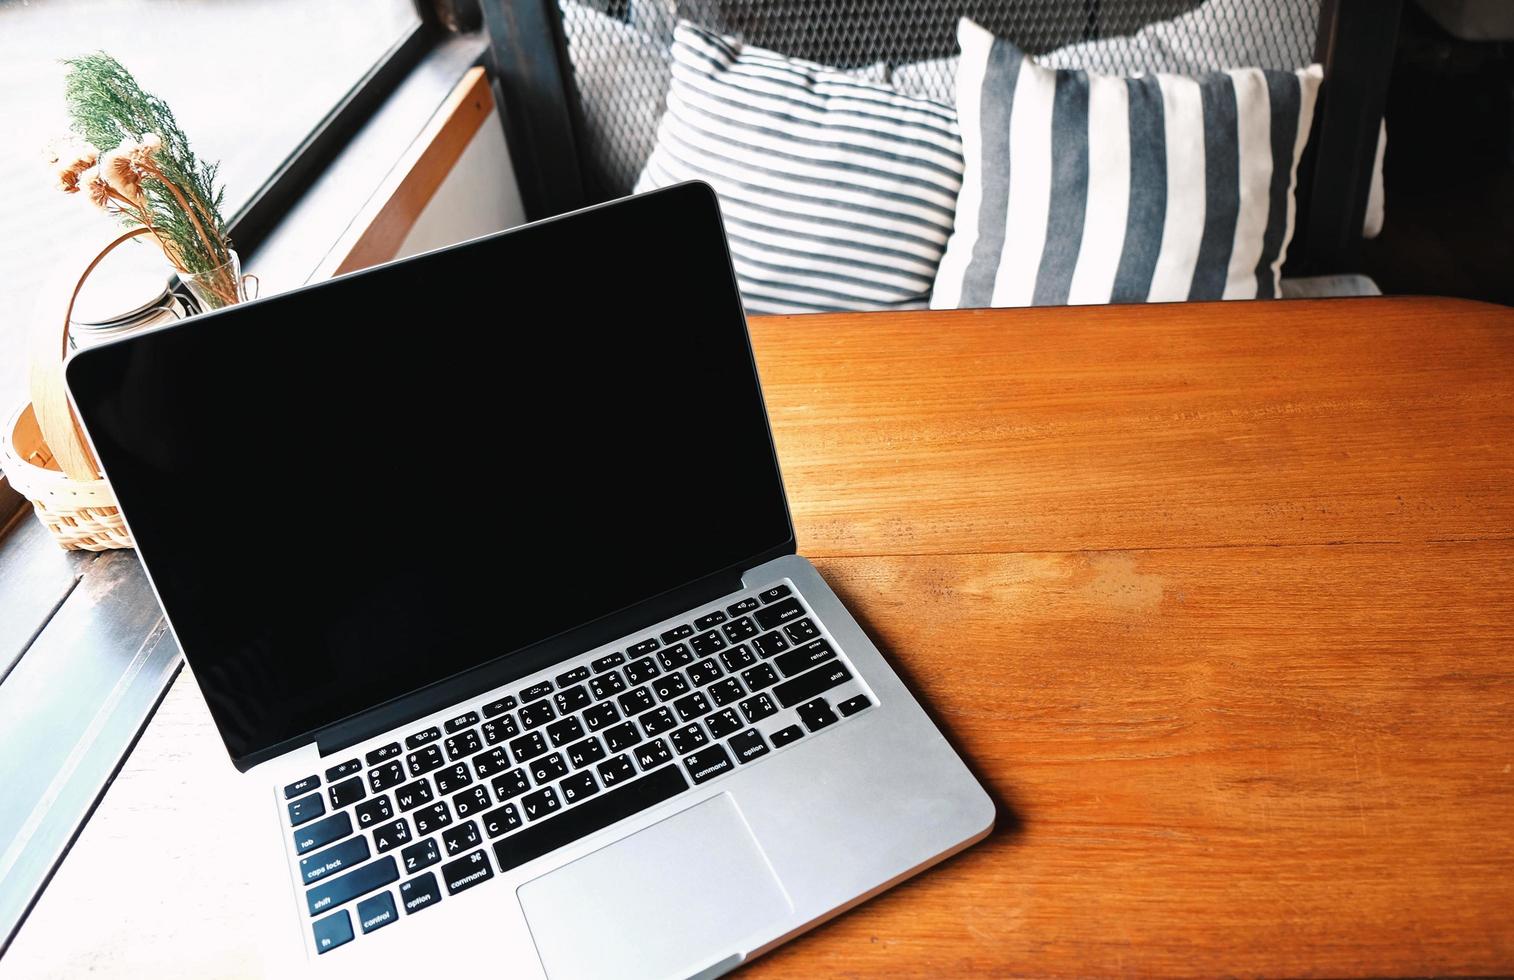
<box><xmin>357</xmin><ymin>891</ymin><xmax>397</xmax><ymax>934</ymax></box>
<box><xmin>640</xmin><ymin>706</ymin><xmax>677</xmax><ymax>736</ymax></box>
<box><xmin>556</xmin><ymin>665</ymin><xmax>590</xmax><ymax>686</ymax></box>
<box><xmin>312</xmin><ymin>910</ymin><xmax>353</xmax><ymax>954</ymax></box>
<box><xmin>657</xmin><ymin>643</ymin><xmax>694</xmax><ymax>670</ymax></box>
<box><xmin>583</xmin><ymin>701</ymin><xmax>620</xmax><ymax>731</ymax></box>
<box><xmin>752</xmin><ymin>631</ymin><xmax>790</xmax><ymax>658</ymax></box>
<box><xmin>754</xmin><ymin>597</ymin><xmax>804</xmax><ymax>630</ymax></box>
<box><xmin>774</xmin><ymin>661</ymin><xmax>852</xmax><ymax>708</ymax></box>
<box><xmin>694</xmin><ymin>610</ymin><xmax>727</xmax><ymax>630</ymax></box>
<box><xmin>592</xmin><ymin>652</ymin><xmax>625</xmax><ymax>673</ymax></box>
<box><xmin>442</xmin><ymin>848</ymin><xmax>494</xmax><ymax>895</ymax></box>
<box><xmin>399</xmin><ymin>871</ymin><xmax>442</xmax><ymax>914</ymax></box>
<box><xmin>434</xmin><ymin>762</ymin><xmax>473</xmax><ymax>795</ymax></box>
<box><xmin>688</xmin><ymin>657</ymin><xmax>723</xmax><ymax>687</ymax></box>
<box><xmin>729</xmin><ymin>728</ymin><xmax>770</xmax><ymax>764</ymax></box>
<box><xmin>758</xmin><ymin>584</ymin><xmax>792</xmax><ymax>603</ymax></box>
<box><xmin>602</xmin><ymin>721</ymin><xmax>642</xmax><ymax>753</ymax></box>
<box><xmin>493</xmin><ymin>765</ymin><xmax>687</xmax><ymax>874</ymax></box>
<box><xmin>472</xmin><ymin>746</ymin><xmax>512</xmax><ymax>779</ymax></box>
<box><xmin>306</xmin><ymin>855</ymin><xmax>398</xmax><ymax>916</ymax></box>
<box><xmin>401</xmin><ymin>837</ymin><xmax>441</xmax><ymax>874</ymax></box>
<box><xmin>491</xmin><ymin>768</ymin><xmax>530</xmax><ymax>801</ymax></box>
<box><xmin>481</xmin><ymin>716</ymin><xmax>519</xmax><ymax>745</ymax></box>
<box><xmin>775</xmin><ymin>639</ymin><xmax>836</xmax><ymax>678</ymax></box>
<box><xmin>551</xmin><ymin>687</ymin><xmax>584</xmax><ymax>717</ymax></box>
<box><xmin>483</xmin><ymin>696</ymin><xmax>517</xmax><ymax>718</ymax></box>
<box><xmin>719</xmin><ymin>644</ymin><xmax>756</xmax><ymax>671</ymax></box>
<box><xmin>708</xmin><ymin>678</ymin><xmax>745</xmax><ymax>707</ymax></box>
<box><xmin>683</xmin><ymin>745</ymin><xmax>734</xmax><ymax>784</ymax></box>
<box><xmin>294</xmin><ymin>812</ymin><xmax>352</xmax><ymax>855</ymax></box>
<box><xmin>588</xmin><ymin>672</ymin><xmax>626</xmax><ymax>701</ymax></box>
<box><xmin>690</xmin><ymin>630</ymin><xmax>726</xmax><ymax>656</ymax></box>
<box><xmin>393</xmin><ymin>780</ymin><xmax>432</xmax><ymax>812</ymax></box>
<box><xmin>369</xmin><ymin>761</ymin><xmax>405</xmax><ymax>792</ymax></box>
<box><xmin>509</xmin><ymin>731</ymin><xmax>549</xmax><ymax>764</ymax></box>
<box><xmin>839</xmin><ymin>694</ymin><xmax>872</xmax><ymax>716</ymax></box>
<box><xmin>288</xmin><ymin>793</ymin><xmax>325</xmax><ymax>827</ymax></box>
<box><xmin>797</xmin><ymin>697</ymin><xmax>839</xmax><ymax>732</ymax></box>
<box><xmin>413</xmin><ymin>802</ymin><xmax>453</xmax><ymax>835</ymax></box>
<box><xmin>742</xmin><ymin>663</ymin><xmax>779</xmax><ymax>692</ymax></box>
<box><xmin>739</xmin><ymin>692</ymin><xmax>778</xmax><ymax>724</ymax></box>
<box><xmin>284</xmin><ymin>775</ymin><xmax>319</xmax><ymax>799</ymax></box>
<box><xmin>597</xmin><ymin>753</ymin><xmax>636</xmax><ymax>787</ymax></box>
<box><xmin>617</xmin><ymin>686</ymin><xmax>656</xmax><ymax>716</ymax></box>
<box><xmin>329</xmin><ymin>776</ymin><xmax>365</xmax><ymax>809</ymax></box>
<box><xmin>770</xmin><ymin>724</ymin><xmax>803</xmax><ymax>748</ymax></box>
<box><xmin>481</xmin><ymin>803</ymin><xmax>521</xmax><ymax>838</ymax></box>
<box><xmin>445</xmin><ymin>711</ymin><xmax>480</xmax><ymax>734</ymax></box>
<box><xmin>546</xmin><ymin>715</ymin><xmax>585</xmax><ymax>747</ymax></box>
<box><xmin>356</xmin><ymin>794</ymin><xmax>395</xmax><ymax>826</ymax></box>
<box><xmin>520</xmin><ymin>786</ymin><xmax>561</xmax><ymax>821</ymax></box>
<box><xmin>521</xmin><ymin>681</ymin><xmax>553</xmax><ymax>703</ymax></box>
<box><xmin>567</xmin><ymin>736</ymin><xmax>606</xmax><ymax>769</ymax></box>
<box><xmin>406</xmin><ymin>726</ymin><xmax>441</xmax><ymax>750</ymax></box>
<box><xmin>652</xmin><ymin>672</ymin><xmax>689</xmax><ymax>701</ymax></box>
<box><xmin>453</xmin><ymin>786</ymin><xmax>491</xmax><ymax>819</ymax></box>
<box><xmin>634</xmin><ymin>738</ymin><xmax>673</xmax><ymax>770</ymax></box>
<box><xmin>660</xmin><ymin>624</ymin><xmax>694</xmax><ymax>643</ymax></box>
<box><xmin>673</xmin><ymin>690</ymin><xmax>711</xmax><ymax>722</ymax></box>
<box><xmin>722</xmin><ymin>617</ymin><xmax>759</xmax><ymax>642</ymax></box>
<box><xmin>559</xmin><ymin>770</ymin><xmax>599</xmax><ymax>804</ymax></box>
<box><xmin>706</xmin><ymin>707</ymin><xmax>743</xmax><ymax>739</ymax></box>
<box><xmin>624</xmin><ymin>656</ymin><xmax>660</xmax><ymax>685</ymax></box>
<box><xmin>324</xmin><ymin>759</ymin><xmax>361</xmax><ymax>781</ymax></box>
<box><xmin>442</xmin><ymin>819</ymin><xmax>482</xmax><ymax>856</ymax></box>
<box><xmin>530</xmin><ymin>752</ymin><xmax>568</xmax><ymax>784</ymax></box>
<box><xmin>728</xmin><ymin>596</ymin><xmax>760</xmax><ymax>616</ymax></box>
<box><xmin>372</xmin><ymin>818</ymin><xmax>412</xmax><ymax>853</ymax></box>
<box><xmin>519</xmin><ymin>701</ymin><xmax>556</xmax><ymax>730</ymax></box>
<box><xmin>299</xmin><ymin>836</ymin><xmax>370</xmax><ymax>885</ymax></box>
<box><xmin>445</xmin><ymin>729</ymin><xmax>482</xmax><ymax>761</ymax></box>
<box><xmin>407</xmin><ymin>745</ymin><xmax>445</xmax><ymax>777</ymax></box>
<box><xmin>784</xmin><ymin>618</ymin><xmax>819</xmax><ymax>644</ymax></box>
<box><xmin>669</xmin><ymin>723</ymin><xmax>708</xmax><ymax>755</ymax></box>
<box><xmin>627</xmin><ymin>637</ymin><xmax>660</xmax><ymax>657</ymax></box>
<box><xmin>365</xmin><ymin>742</ymin><xmax>402</xmax><ymax>766</ymax></box>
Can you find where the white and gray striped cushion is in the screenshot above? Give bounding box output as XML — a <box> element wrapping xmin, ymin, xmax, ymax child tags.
<box><xmin>932</xmin><ymin>19</ymin><xmax>1322</xmax><ymax>309</ymax></box>
<box><xmin>634</xmin><ymin>22</ymin><xmax>963</xmax><ymax>315</ymax></box>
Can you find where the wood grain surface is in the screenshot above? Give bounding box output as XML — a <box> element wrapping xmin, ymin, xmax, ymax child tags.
<box><xmin>6</xmin><ymin>296</ymin><xmax>1512</xmax><ymax>977</ymax></box>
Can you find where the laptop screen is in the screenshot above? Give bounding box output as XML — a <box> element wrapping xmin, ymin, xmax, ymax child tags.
<box><xmin>66</xmin><ymin>183</ymin><xmax>793</xmax><ymax>768</ymax></box>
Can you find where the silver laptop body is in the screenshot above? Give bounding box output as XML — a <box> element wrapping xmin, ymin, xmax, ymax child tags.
<box><xmin>66</xmin><ymin>182</ymin><xmax>994</xmax><ymax>978</ymax></box>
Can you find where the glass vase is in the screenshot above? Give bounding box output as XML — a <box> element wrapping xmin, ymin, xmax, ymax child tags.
<box><xmin>180</xmin><ymin>250</ymin><xmax>256</xmax><ymax>313</ymax></box>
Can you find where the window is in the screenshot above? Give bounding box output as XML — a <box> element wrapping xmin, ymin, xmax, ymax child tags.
<box><xmin>0</xmin><ymin>0</ymin><xmax>423</xmax><ymax>405</ymax></box>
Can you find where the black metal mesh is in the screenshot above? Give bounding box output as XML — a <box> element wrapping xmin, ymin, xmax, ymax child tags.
<box><xmin>557</xmin><ymin>0</ymin><xmax>1322</xmax><ymax>200</ymax></box>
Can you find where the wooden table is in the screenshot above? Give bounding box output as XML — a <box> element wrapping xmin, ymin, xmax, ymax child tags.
<box><xmin>7</xmin><ymin>297</ymin><xmax>1513</xmax><ymax>977</ymax></box>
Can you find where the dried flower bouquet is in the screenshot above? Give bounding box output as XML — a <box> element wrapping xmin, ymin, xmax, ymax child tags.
<box><xmin>47</xmin><ymin>53</ymin><xmax>239</xmax><ymax>308</ymax></box>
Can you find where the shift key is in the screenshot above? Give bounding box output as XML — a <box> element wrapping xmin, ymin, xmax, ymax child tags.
<box><xmin>773</xmin><ymin>662</ymin><xmax>852</xmax><ymax>708</ymax></box>
<box><xmin>306</xmin><ymin>856</ymin><xmax>398</xmax><ymax>916</ymax></box>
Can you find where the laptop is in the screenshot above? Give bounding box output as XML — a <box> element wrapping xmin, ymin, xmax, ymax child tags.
<box><xmin>65</xmin><ymin>181</ymin><xmax>994</xmax><ymax>977</ymax></box>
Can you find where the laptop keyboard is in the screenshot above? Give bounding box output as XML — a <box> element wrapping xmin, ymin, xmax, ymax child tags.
<box><xmin>281</xmin><ymin>582</ymin><xmax>875</xmax><ymax>955</ymax></box>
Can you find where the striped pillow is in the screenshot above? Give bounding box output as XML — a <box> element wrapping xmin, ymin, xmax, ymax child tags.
<box><xmin>634</xmin><ymin>23</ymin><xmax>963</xmax><ymax>315</ymax></box>
<box><xmin>931</xmin><ymin>19</ymin><xmax>1322</xmax><ymax>309</ymax></box>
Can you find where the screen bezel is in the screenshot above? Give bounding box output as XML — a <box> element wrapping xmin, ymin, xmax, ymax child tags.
<box><xmin>65</xmin><ymin>181</ymin><xmax>796</xmax><ymax>771</ymax></box>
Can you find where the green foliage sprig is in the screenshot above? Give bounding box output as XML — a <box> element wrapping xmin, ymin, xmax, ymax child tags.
<box><xmin>49</xmin><ymin>53</ymin><xmax>238</xmax><ymax>306</ymax></box>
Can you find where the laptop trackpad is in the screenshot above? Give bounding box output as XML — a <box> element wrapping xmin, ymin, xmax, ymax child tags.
<box><xmin>518</xmin><ymin>793</ymin><xmax>792</xmax><ymax>980</ymax></box>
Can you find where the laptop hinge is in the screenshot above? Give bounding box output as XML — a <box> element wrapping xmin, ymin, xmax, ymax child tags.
<box><xmin>307</xmin><ymin>544</ymin><xmax>791</xmax><ymax>759</ymax></box>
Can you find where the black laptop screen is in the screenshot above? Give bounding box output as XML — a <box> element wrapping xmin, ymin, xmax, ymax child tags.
<box><xmin>66</xmin><ymin>183</ymin><xmax>793</xmax><ymax>768</ymax></box>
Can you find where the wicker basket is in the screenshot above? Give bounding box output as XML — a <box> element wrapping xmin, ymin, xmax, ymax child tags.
<box><xmin>0</xmin><ymin>229</ymin><xmax>151</xmax><ymax>551</ymax></box>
